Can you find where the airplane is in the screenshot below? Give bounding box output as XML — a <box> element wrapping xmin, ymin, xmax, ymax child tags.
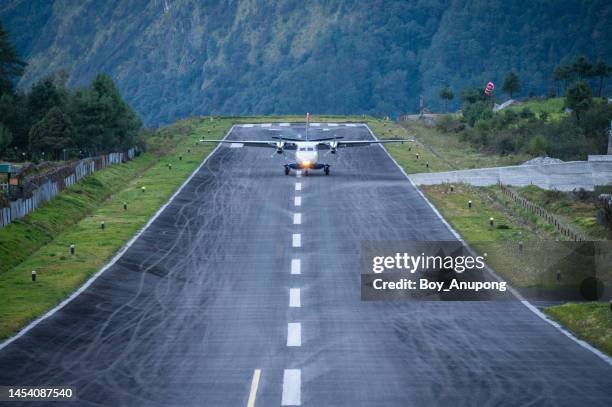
<box><xmin>200</xmin><ymin>114</ymin><xmax>411</xmax><ymax>176</ymax></box>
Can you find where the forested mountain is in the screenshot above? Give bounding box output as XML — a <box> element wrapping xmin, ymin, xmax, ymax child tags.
<box><xmin>1</xmin><ymin>0</ymin><xmax>611</xmax><ymax>126</ymax></box>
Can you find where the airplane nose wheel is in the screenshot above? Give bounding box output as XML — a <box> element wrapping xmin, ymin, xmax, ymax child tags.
<box><xmin>324</xmin><ymin>165</ymin><xmax>330</xmax><ymax>176</ymax></box>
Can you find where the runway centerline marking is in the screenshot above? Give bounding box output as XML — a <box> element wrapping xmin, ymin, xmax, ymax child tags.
<box><xmin>291</xmin><ymin>259</ymin><xmax>301</xmax><ymax>274</ymax></box>
<box><xmin>287</xmin><ymin>323</ymin><xmax>301</xmax><ymax>347</ymax></box>
<box><xmin>295</xmin><ymin>182</ymin><xmax>302</xmax><ymax>191</ymax></box>
<box><xmin>292</xmin><ymin>234</ymin><xmax>301</xmax><ymax>248</ymax></box>
<box><xmin>281</xmin><ymin>369</ymin><xmax>301</xmax><ymax>406</ymax></box>
<box><xmin>294</xmin><ymin>196</ymin><xmax>302</xmax><ymax>206</ymax></box>
<box><xmin>246</xmin><ymin>369</ymin><xmax>261</xmax><ymax>407</ymax></box>
<box><xmin>293</xmin><ymin>213</ymin><xmax>301</xmax><ymax>225</ymax></box>
<box><xmin>289</xmin><ymin>288</ymin><xmax>301</xmax><ymax>307</ymax></box>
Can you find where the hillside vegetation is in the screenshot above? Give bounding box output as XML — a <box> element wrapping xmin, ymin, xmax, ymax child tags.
<box><xmin>1</xmin><ymin>0</ymin><xmax>611</xmax><ymax>125</ymax></box>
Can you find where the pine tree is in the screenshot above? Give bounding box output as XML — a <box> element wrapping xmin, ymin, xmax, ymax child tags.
<box><xmin>502</xmin><ymin>71</ymin><xmax>521</xmax><ymax>99</ymax></box>
<box><xmin>0</xmin><ymin>21</ymin><xmax>26</xmax><ymax>96</ymax></box>
<box><xmin>565</xmin><ymin>80</ymin><xmax>592</xmax><ymax>125</ymax></box>
<box><xmin>71</xmin><ymin>74</ymin><xmax>141</xmax><ymax>153</ymax></box>
<box><xmin>593</xmin><ymin>60</ymin><xmax>611</xmax><ymax>97</ymax></box>
<box><xmin>28</xmin><ymin>107</ymin><xmax>75</xmax><ymax>159</ymax></box>
<box><xmin>438</xmin><ymin>87</ymin><xmax>454</xmax><ymax>112</ymax></box>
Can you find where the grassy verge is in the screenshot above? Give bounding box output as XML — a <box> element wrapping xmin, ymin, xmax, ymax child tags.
<box><xmin>507</xmin><ymin>97</ymin><xmax>566</xmax><ymax>121</ymax></box>
<box><xmin>545</xmin><ymin>303</ymin><xmax>612</xmax><ymax>355</ymax></box>
<box><xmin>416</xmin><ymin>184</ymin><xmax>611</xmax><ymax>355</ymax></box>
<box><xmin>402</xmin><ymin>120</ymin><xmax>531</xmax><ymax>170</ymax></box>
<box><xmin>0</xmin><ymin>117</ymin><xmax>227</xmax><ymax>339</ymax></box>
<box><xmin>516</xmin><ymin>185</ymin><xmax>611</xmax><ymax>240</ymax></box>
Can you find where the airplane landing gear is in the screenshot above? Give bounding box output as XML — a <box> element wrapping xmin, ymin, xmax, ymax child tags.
<box><xmin>284</xmin><ymin>165</ymin><xmax>290</xmax><ymax>175</ymax></box>
<box><xmin>303</xmin><ymin>170</ymin><xmax>309</xmax><ymax>176</ymax></box>
<box><xmin>324</xmin><ymin>165</ymin><xmax>330</xmax><ymax>176</ymax></box>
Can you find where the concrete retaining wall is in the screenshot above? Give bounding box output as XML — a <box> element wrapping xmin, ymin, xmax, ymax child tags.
<box><xmin>410</xmin><ymin>161</ymin><xmax>612</xmax><ymax>191</ymax></box>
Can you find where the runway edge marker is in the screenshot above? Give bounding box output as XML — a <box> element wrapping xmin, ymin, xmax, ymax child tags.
<box><xmin>0</xmin><ymin>124</ymin><xmax>236</xmax><ymax>352</ymax></box>
<box><xmin>364</xmin><ymin>123</ymin><xmax>612</xmax><ymax>366</ymax></box>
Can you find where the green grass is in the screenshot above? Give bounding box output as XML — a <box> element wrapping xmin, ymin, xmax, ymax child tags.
<box><xmin>418</xmin><ymin>183</ymin><xmax>611</xmax><ymax>355</ymax></box>
<box><xmin>398</xmin><ymin>120</ymin><xmax>530</xmax><ymax>170</ymax></box>
<box><xmin>0</xmin><ymin>117</ymin><xmax>224</xmax><ymax>339</ymax></box>
<box><xmin>516</xmin><ymin>185</ymin><xmax>611</xmax><ymax>240</ymax></box>
<box><xmin>419</xmin><ymin>184</ymin><xmax>604</xmax><ymax>287</ymax></box>
<box><xmin>0</xmin><ymin>155</ymin><xmax>156</xmax><ymax>275</ymax></box>
<box><xmin>507</xmin><ymin>97</ymin><xmax>566</xmax><ymax>121</ymax></box>
<box><xmin>365</xmin><ymin>118</ymin><xmax>451</xmax><ymax>173</ymax></box>
<box><xmin>545</xmin><ymin>303</ymin><xmax>612</xmax><ymax>356</ymax></box>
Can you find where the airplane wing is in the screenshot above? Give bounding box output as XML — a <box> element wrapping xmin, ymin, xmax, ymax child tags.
<box><xmin>317</xmin><ymin>138</ymin><xmax>411</xmax><ymax>149</ymax></box>
<box><xmin>199</xmin><ymin>139</ymin><xmax>298</xmax><ymax>149</ymax></box>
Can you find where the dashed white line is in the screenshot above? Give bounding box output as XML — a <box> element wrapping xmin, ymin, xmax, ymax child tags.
<box><xmin>291</xmin><ymin>259</ymin><xmax>301</xmax><ymax>274</ymax></box>
<box><xmin>311</xmin><ymin>123</ymin><xmax>321</xmax><ymax>127</ymax></box>
<box><xmin>293</xmin><ymin>213</ymin><xmax>301</xmax><ymax>225</ymax></box>
<box><xmin>294</xmin><ymin>196</ymin><xmax>302</xmax><ymax>206</ymax></box>
<box><xmin>328</xmin><ymin>123</ymin><xmax>338</xmax><ymax>126</ymax></box>
<box><xmin>242</xmin><ymin>124</ymin><xmax>254</xmax><ymax>128</ymax></box>
<box><xmin>280</xmin><ymin>123</ymin><xmax>290</xmax><ymax>127</ymax></box>
<box><xmin>296</xmin><ymin>171</ymin><xmax>302</xmax><ymax>178</ymax></box>
<box><xmin>287</xmin><ymin>323</ymin><xmax>301</xmax><ymax>347</ymax></box>
<box><xmin>295</xmin><ymin>182</ymin><xmax>302</xmax><ymax>191</ymax></box>
<box><xmin>281</xmin><ymin>369</ymin><xmax>301</xmax><ymax>406</ymax></box>
<box><xmin>230</xmin><ymin>143</ymin><xmax>244</xmax><ymax>148</ymax></box>
<box><xmin>292</xmin><ymin>234</ymin><xmax>301</xmax><ymax>248</ymax></box>
<box><xmin>246</xmin><ymin>369</ymin><xmax>261</xmax><ymax>407</ymax></box>
<box><xmin>261</xmin><ymin>123</ymin><xmax>272</xmax><ymax>127</ymax></box>
<box><xmin>289</xmin><ymin>288</ymin><xmax>301</xmax><ymax>308</ymax></box>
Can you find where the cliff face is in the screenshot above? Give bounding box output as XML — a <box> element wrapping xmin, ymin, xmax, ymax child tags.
<box><xmin>2</xmin><ymin>0</ymin><xmax>611</xmax><ymax>125</ymax></box>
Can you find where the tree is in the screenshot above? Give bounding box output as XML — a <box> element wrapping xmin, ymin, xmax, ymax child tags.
<box><xmin>28</xmin><ymin>107</ymin><xmax>74</xmax><ymax>159</ymax></box>
<box><xmin>565</xmin><ymin>80</ymin><xmax>592</xmax><ymax>125</ymax></box>
<box><xmin>27</xmin><ymin>76</ymin><xmax>67</xmax><ymax>124</ymax></box>
<box><xmin>0</xmin><ymin>21</ymin><xmax>26</xmax><ymax>96</ymax></box>
<box><xmin>71</xmin><ymin>74</ymin><xmax>141</xmax><ymax>152</ymax></box>
<box><xmin>572</xmin><ymin>56</ymin><xmax>593</xmax><ymax>80</ymax></box>
<box><xmin>461</xmin><ymin>87</ymin><xmax>487</xmax><ymax>104</ymax></box>
<box><xmin>593</xmin><ymin>59</ymin><xmax>611</xmax><ymax>97</ymax></box>
<box><xmin>438</xmin><ymin>87</ymin><xmax>454</xmax><ymax>112</ymax></box>
<box><xmin>0</xmin><ymin>122</ymin><xmax>12</xmax><ymax>155</ymax></box>
<box><xmin>0</xmin><ymin>93</ymin><xmax>28</xmax><ymax>149</ymax></box>
<box><xmin>551</xmin><ymin>64</ymin><xmax>575</xmax><ymax>94</ymax></box>
<box><xmin>502</xmin><ymin>71</ymin><xmax>521</xmax><ymax>99</ymax></box>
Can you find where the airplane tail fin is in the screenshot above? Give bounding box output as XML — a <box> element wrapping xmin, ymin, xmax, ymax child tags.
<box><xmin>306</xmin><ymin>112</ymin><xmax>310</xmax><ymax>141</ymax></box>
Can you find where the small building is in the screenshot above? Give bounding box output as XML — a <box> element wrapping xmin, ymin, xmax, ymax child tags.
<box><xmin>0</xmin><ymin>163</ymin><xmax>22</xmax><ymax>195</ymax></box>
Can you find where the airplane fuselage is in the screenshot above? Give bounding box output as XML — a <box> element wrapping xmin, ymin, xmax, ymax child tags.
<box><xmin>294</xmin><ymin>142</ymin><xmax>319</xmax><ymax>169</ymax></box>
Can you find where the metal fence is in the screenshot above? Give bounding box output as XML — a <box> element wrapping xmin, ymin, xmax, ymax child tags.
<box><xmin>0</xmin><ymin>148</ymin><xmax>136</xmax><ymax>229</ymax></box>
<box><xmin>499</xmin><ymin>182</ymin><xmax>585</xmax><ymax>241</ymax></box>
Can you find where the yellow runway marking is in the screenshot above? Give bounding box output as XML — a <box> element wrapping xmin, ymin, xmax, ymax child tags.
<box><xmin>246</xmin><ymin>369</ymin><xmax>261</xmax><ymax>407</ymax></box>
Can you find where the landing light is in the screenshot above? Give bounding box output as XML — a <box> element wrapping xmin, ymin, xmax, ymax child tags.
<box><xmin>302</xmin><ymin>161</ymin><xmax>311</xmax><ymax>167</ymax></box>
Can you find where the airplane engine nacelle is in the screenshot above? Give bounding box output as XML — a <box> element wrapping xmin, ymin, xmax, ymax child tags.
<box><xmin>275</xmin><ymin>141</ymin><xmax>285</xmax><ymax>154</ymax></box>
<box><xmin>330</xmin><ymin>141</ymin><xmax>338</xmax><ymax>154</ymax></box>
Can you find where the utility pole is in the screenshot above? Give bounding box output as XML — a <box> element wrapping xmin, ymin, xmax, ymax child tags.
<box><xmin>608</xmin><ymin>120</ymin><xmax>612</xmax><ymax>155</ymax></box>
<box><xmin>419</xmin><ymin>95</ymin><xmax>424</xmax><ymax>117</ymax></box>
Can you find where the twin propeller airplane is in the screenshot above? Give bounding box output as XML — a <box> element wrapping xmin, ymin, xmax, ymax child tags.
<box><xmin>200</xmin><ymin>114</ymin><xmax>412</xmax><ymax>176</ymax></box>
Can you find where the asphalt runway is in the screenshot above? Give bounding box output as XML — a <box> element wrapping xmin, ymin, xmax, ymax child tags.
<box><xmin>0</xmin><ymin>123</ymin><xmax>610</xmax><ymax>406</ymax></box>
